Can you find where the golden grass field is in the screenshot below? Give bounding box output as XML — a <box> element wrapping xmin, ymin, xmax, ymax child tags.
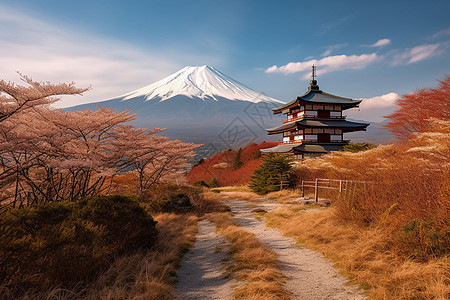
<box><xmin>265</xmin><ymin>206</ymin><xmax>449</xmax><ymax>299</ymax></box>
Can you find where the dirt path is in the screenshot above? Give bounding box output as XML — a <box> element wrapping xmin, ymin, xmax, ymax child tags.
<box><xmin>175</xmin><ymin>200</ymin><xmax>365</xmax><ymax>299</ymax></box>
<box><xmin>175</xmin><ymin>220</ymin><xmax>236</xmax><ymax>300</ymax></box>
<box><xmin>228</xmin><ymin>200</ymin><xmax>365</xmax><ymax>300</ymax></box>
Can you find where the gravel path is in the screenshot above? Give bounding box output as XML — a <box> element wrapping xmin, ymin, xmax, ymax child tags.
<box><xmin>175</xmin><ymin>220</ymin><xmax>236</xmax><ymax>300</ymax></box>
<box><xmin>228</xmin><ymin>200</ymin><xmax>365</xmax><ymax>300</ymax></box>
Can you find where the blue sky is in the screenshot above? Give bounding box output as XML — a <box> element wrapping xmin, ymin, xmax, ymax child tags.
<box><xmin>1</xmin><ymin>0</ymin><xmax>450</xmax><ymax>121</ymax></box>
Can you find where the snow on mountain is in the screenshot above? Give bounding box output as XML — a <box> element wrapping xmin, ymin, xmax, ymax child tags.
<box><xmin>120</xmin><ymin>65</ymin><xmax>284</xmax><ymax>104</ymax></box>
<box><xmin>68</xmin><ymin>65</ymin><xmax>286</xmax><ymax>148</ymax></box>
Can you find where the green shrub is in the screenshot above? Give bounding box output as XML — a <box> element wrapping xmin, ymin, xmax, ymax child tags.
<box><xmin>142</xmin><ymin>184</ymin><xmax>203</xmax><ymax>213</ymax></box>
<box><xmin>75</xmin><ymin>195</ymin><xmax>158</xmax><ymax>252</ymax></box>
<box><xmin>233</xmin><ymin>148</ymin><xmax>244</xmax><ymax>169</ymax></box>
<box><xmin>342</xmin><ymin>142</ymin><xmax>376</xmax><ymax>153</ymax></box>
<box><xmin>0</xmin><ymin>195</ymin><xmax>157</xmax><ymax>295</ymax></box>
<box><xmin>193</xmin><ymin>180</ymin><xmax>209</xmax><ymax>187</ymax></box>
<box><xmin>148</xmin><ymin>193</ymin><xmax>192</xmax><ymax>212</ymax></box>
<box><xmin>208</xmin><ymin>177</ymin><xmax>221</xmax><ymax>188</ymax></box>
<box><xmin>193</xmin><ymin>158</ymin><xmax>205</xmax><ymax>166</ymax></box>
<box><xmin>395</xmin><ymin>219</ymin><xmax>449</xmax><ymax>260</ymax></box>
<box><xmin>249</xmin><ymin>154</ymin><xmax>293</xmax><ymax>195</ymax></box>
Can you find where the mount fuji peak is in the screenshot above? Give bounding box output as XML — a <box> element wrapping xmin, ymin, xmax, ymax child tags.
<box><xmin>120</xmin><ymin>65</ymin><xmax>284</xmax><ymax>104</ymax></box>
<box><xmin>69</xmin><ymin>66</ymin><xmax>285</xmax><ymax>147</ymax></box>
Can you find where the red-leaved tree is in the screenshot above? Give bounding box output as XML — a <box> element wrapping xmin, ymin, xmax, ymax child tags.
<box><xmin>385</xmin><ymin>76</ymin><xmax>450</xmax><ymax>140</ymax></box>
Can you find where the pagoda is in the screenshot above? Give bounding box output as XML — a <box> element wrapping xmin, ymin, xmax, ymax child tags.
<box><xmin>261</xmin><ymin>66</ymin><xmax>369</xmax><ymax>159</ymax></box>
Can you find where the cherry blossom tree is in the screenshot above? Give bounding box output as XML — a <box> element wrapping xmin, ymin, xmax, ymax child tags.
<box><xmin>0</xmin><ymin>74</ymin><xmax>88</xmax><ymax>123</ymax></box>
<box><xmin>0</xmin><ymin>75</ymin><xmax>199</xmax><ymax>209</ymax></box>
<box><xmin>112</xmin><ymin>125</ymin><xmax>199</xmax><ymax>194</ymax></box>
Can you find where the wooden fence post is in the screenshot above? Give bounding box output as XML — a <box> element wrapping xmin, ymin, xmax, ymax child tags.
<box><xmin>314</xmin><ymin>178</ymin><xmax>319</xmax><ymax>203</ymax></box>
<box><xmin>339</xmin><ymin>180</ymin><xmax>342</xmax><ymax>193</ymax></box>
<box><xmin>301</xmin><ymin>181</ymin><xmax>304</xmax><ymax>197</ymax></box>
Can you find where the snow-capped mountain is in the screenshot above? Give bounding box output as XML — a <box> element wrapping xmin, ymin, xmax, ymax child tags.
<box><xmin>69</xmin><ymin>66</ymin><xmax>285</xmax><ymax>148</ymax></box>
<box><xmin>120</xmin><ymin>65</ymin><xmax>284</xmax><ymax>104</ymax></box>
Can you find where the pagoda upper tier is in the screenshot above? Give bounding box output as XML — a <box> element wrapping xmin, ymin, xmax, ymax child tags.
<box><xmin>272</xmin><ymin>79</ymin><xmax>361</xmax><ymax>115</ymax></box>
<box><xmin>261</xmin><ymin>70</ymin><xmax>369</xmax><ymax>159</ymax></box>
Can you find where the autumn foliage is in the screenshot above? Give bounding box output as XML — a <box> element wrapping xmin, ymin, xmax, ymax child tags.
<box><xmin>0</xmin><ymin>75</ymin><xmax>198</xmax><ymax>209</ymax></box>
<box><xmin>290</xmin><ymin>77</ymin><xmax>450</xmax><ymax>260</ymax></box>
<box><xmin>186</xmin><ymin>142</ymin><xmax>278</xmax><ymax>186</ymax></box>
<box><xmin>295</xmin><ymin>120</ymin><xmax>449</xmax><ymax>259</ymax></box>
<box><xmin>385</xmin><ymin>76</ymin><xmax>450</xmax><ymax>140</ymax></box>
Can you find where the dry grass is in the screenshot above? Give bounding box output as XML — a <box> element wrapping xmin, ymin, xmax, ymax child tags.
<box><xmin>265</xmin><ymin>206</ymin><xmax>450</xmax><ymax>300</ymax></box>
<box><xmin>19</xmin><ymin>213</ymin><xmax>198</xmax><ymax>300</ymax></box>
<box><xmin>191</xmin><ymin>189</ymin><xmax>231</xmax><ymax>214</ymax></box>
<box><xmin>206</xmin><ymin>187</ymin><xmax>263</xmax><ymax>203</ymax></box>
<box><xmin>225</xmin><ymin>192</ymin><xmax>264</xmax><ymax>203</ymax></box>
<box><xmin>293</xmin><ymin>120</ymin><xmax>450</xmax><ymax>260</ymax></box>
<box><xmin>210</xmin><ymin>186</ymin><xmax>284</xmax><ymax>203</ymax></box>
<box><xmin>266</xmin><ymin>189</ymin><xmax>304</xmax><ymax>204</ymax></box>
<box><xmin>212</xmin><ymin>186</ymin><xmax>252</xmax><ymax>192</ymax></box>
<box><xmin>222</xmin><ymin>191</ymin><xmax>263</xmax><ymax>202</ymax></box>
<box><xmin>207</xmin><ymin>212</ymin><xmax>289</xmax><ymax>300</ymax></box>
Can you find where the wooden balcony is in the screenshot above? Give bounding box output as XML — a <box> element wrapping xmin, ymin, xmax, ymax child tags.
<box><xmin>279</xmin><ymin>140</ymin><xmax>303</xmax><ymax>144</ymax></box>
<box><xmin>283</xmin><ymin>115</ymin><xmax>346</xmax><ymax>123</ymax></box>
<box><xmin>279</xmin><ymin>139</ymin><xmax>350</xmax><ymax>145</ymax></box>
<box><xmin>282</xmin><ymin>116</ymin><xmax>303</xmax><ymax>124</ymax></box>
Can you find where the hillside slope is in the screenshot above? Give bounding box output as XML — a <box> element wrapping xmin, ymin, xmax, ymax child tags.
<box><xmin>187</xmin><ymin>142</ymin><xmax>278</xmax><ymax>186</ymax></box>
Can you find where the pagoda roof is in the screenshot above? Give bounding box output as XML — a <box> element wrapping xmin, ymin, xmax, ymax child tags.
<box><xmin>260</xmin><ymin>143</ymin><xmax>301</xmax><ymax>153</ymax></box>
<box><xmin>272</xmin><ymin>81</ymin><xmax>362</xmax><ymax>114</ymax></box>
<box><xmin>295</xmin><ymin>119</ymin><xmax>369</xmax><ymax>130</ymax></box>
<box><xmin>266</xmin><ymin>122</ymin><xmax>297</xmax><ymax>134</ymax></box>
<box><xmin>293</xmin><ymin>143</ymin><xmax>346</xmax><ymax>154</ymax></box>
<box><xmin>266</xmin><ymin>118</ymin><xmax>369</xmax><ymax>134</ymax></box>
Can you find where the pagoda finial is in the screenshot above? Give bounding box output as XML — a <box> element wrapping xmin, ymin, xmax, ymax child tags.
<box><xmin>309</xmin><ymin>65</ymin><xmax>320</xmax><ymax>91</ymax></box>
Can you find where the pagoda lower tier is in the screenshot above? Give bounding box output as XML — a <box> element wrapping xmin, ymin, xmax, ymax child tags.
<box><xmin>264</xmin><ymin>118</ymin><xmax>368</xmax><ymax>145</ymax></box>
<box><xmin>261</xmin><ymin>141</ymin><xmax>353</xmax><ymax>159</ymax></box>
<box><xmin>262</xmin><ymin>117</ymin><xmax>369</xmax><ymax>158</ymax></box>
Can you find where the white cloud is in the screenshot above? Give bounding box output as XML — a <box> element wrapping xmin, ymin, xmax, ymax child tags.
<box><xmin>0</xmin><ymin>5</ymin><xmax>221</xmax><ymax>108</ymax></box>
<box><xmin>321</xmin><ymin>49</ymin><xmax>333</xmax><ymax>57</ymax></box>
<box><xmin>392</xmin><ymin>43</ymin><xmax>442</xmax><ymax>65</ymax></box>
<box><xmin>360</xmin><ymin>92</ymin><xmax>399</xmax><ymax>109</ymax></box>
<box><xmin>265</xmin><ymin>53</ymin><xmax>378</xmax><ymax>79</ymax></box>
<box><xmin>346</xmin><ymin>92</ymin><xmax>399</xmax><ymax>122</ymax></box>
<box><xmin>369</xmin><ymin>38</ymin><xmax>391</xmax><ymax>47</ymax></box>
<box><xmin>320</xmin><ymin>44</ymin><xmax>346</xmax><ymax>57</ymax></box>
<box><xmin>431</xmin><ymin>28</ymin><xmax>450</xmax><ymax>39</ymax></box>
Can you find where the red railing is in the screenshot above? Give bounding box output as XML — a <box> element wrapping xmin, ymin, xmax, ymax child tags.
<box><xmin>282</xmin><ymin>116</ymin><xmax>303</xmax><ymax>124</ymax></box>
